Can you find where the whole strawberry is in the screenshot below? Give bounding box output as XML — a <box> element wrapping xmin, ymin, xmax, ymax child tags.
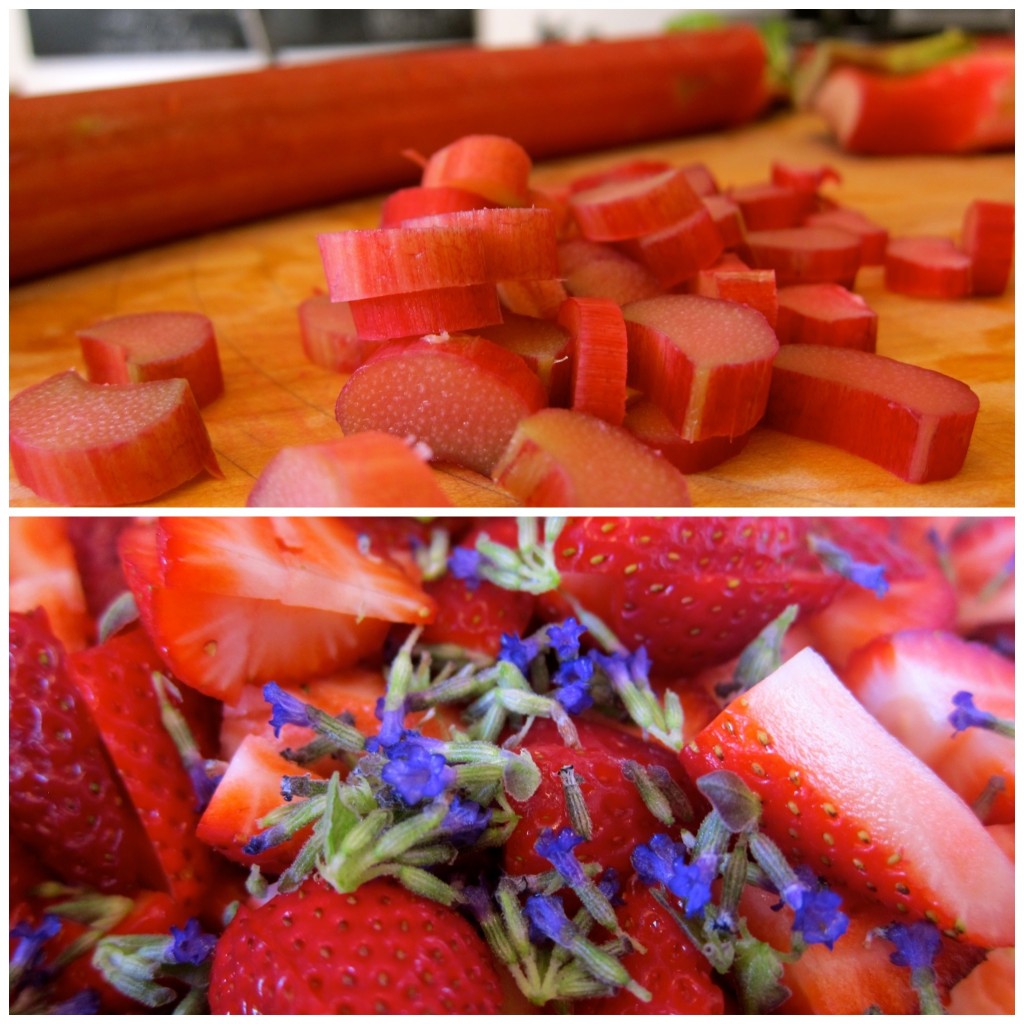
<box><xmin>539</xmin><ymin>516</ymin><xmax>841</xmax><ymax>674</ymax></box>
<box><xmin>503</xmin><ymin>717</ymin><xmax>694</xmax><ymax>879</ymax></box>
<box><xmin>208</xmin><ymin>879</ymin><xmax>504</xmax><ymax>1014</ymax></box>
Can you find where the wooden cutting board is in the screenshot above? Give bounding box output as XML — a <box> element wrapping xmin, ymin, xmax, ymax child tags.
<box><xmin>9</xmin><ymin>111</ymin><xmax>1014</xmax><ymax>509</ymax></box>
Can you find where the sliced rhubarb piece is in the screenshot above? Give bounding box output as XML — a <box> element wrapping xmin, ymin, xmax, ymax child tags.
<box><xmin>764</xmin><ymin>344</ymin><xmax>980</xmax><ymax>482</ymax></box>
<box><xmin>557</xmin><ymin>296</ymin><xmax>628</xmax><ymax>427</ymax></box>
<box><xmin>420</xmin><ymin>133</ymin><xmax>533</xmax><ymax>206</ymax></box>
<box><xmin>379</xmin><ymin>185</ymin><xmax>494</xmax><ymax>226</ymax></box>
<box><xmin>10</xmin><ymin>370</ymin><xmax>221</xmax><ymax>506</ymax></box>
<box><xmin>701</xmin><ymin>194</ymin><xmax>745</xmax><ymax>249</ymax></box>
<box><xmin>335</xmin><ymin>335</ymin><xmax>547</xmax><ymax>476</ymax></box>
<box><xmin>492</xmin><ymin>407</ymin><xmax>691</xmax><ymax>507</ymax></box>
<box><xmin>404</xmin><ymin>207</ymin><xmax>560</xmax><ymax>282</ymax></box>
<box><xmin>961</xmin><ymin>200</ymin><xmax>1014</xmax><ymax>296</ymax></box>
<box><xmin>297</xmin><ymin>294</ymin><xmax>385</xmax><ymax>372</ymax></box>
<box><xmin>776</xmin><ymin>283</ymin><xmax>878</xmax><ymax>350</ymax></box>
<box><xmin>727</xmin><ymin>181</ymin><xmax>817</xmax><ymax>230</ymax></box>
<box><xmin>558</xmin><ymin>238</ymin><xmax>663</xmax><ymax>305</ymax></box>
<box><xmin>247</xmin><ymin>432</ymin><xmax>453</xmax><ymax>508</ymax></box>
<box><xmin>690</xmin><ymin>253</ymin><xmax>778</xmax><ymax>328</ymax></box>
<box><xmin>476</xmin><ymin>313</ymin><xmax>572</xmax><ymax>400</ymax></box>
<box><xmin>567</xmin><ymin>158</ymin><xmax>674</xmax><ymax>194</ymax></box>
<box><xmin>76</xmin><ymin>310</ymin><xmax>224</xmax><ymax>407</ymax></box>
<box><xmin>497</xmin><ymin>278</ymin><xmax>568</xmax><ymax>319</ymax></box>
<box><xmin>804</xmin><ymin>207</ymin><xmax>889</xmax><ymax>265</ymax></box>
<box><xmin>743</xmin><ymin>226</ymin><xmax>862</xmax><ymax>287</ymax></box>
<box><xmin>619</xmin><ymin>206</ymin><xmax>725</xmax><ymax>288</ymax></box>
<box><xmin>623</xmin><ymin>294</ymin><xmax>779</xmax><ymax>441</ymax></box>
<box><xmin>568</xmin><ymin>167</ymin><xmax>703</xmax><ymax>242</ymax></box>
<box><xmin>770</xmin><ymin>160</ymin><xmax>841</xmax><ymax>193</ymax></box>
<box><xmin>623</xmin><ymin>396</ymin><xmax>751</xmax><ymax>473</ymax></box>
<box><xmin>348</xmin><ymin>283</ymin><xmax>502</xmax><ymax>340</ymax></box>
<box><xmin>680</xmin><ymin>162</ymin><xmax>720</xmax><ymax>197</ymax></box>
<box><xmin>884</xmin><ymin>236</ymin><xmax>972</xmax><ymax>298</ymax></box>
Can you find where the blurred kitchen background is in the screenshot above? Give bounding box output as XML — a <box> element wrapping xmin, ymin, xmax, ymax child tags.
<box><xmin>10</xmin><ymin>8</ymin><xmax>1015</xmax><ymax>96</ymax></box>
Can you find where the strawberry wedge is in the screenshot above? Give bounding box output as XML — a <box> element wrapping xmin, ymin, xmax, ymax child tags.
<box><xmin>623</xmin><ymin>294</ymin><xmax>778</xmax><ymax>441</ymax></box>
<box><xmin>682</xmin><ymin>647</ymin><xmax>1015</xmax><ymax>948</ymax></box>
<box><xmin>764</xmin><ymin>345</ymin><xmax>980</xmax><ymax>482</ymax></box>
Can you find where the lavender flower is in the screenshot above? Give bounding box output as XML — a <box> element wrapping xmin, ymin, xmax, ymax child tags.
<box><xmin>263</xmin><ymin>682</ymin><xmax>310</xmax><ymax>737</ymax></box>
<box><xmin>498</xmin><ymin>632</ymin><xmax>541</xmax><ymax>676</ymax></box>
<box><xmin>631</xmin><ymin>833</ymin><xmax>717</xmax><ymax>917</ymax></box>
<box><xmin>547</xmin><ymin>618</ymin><xmax>587</xmax><ymax>661</ymax></box>
<box><xmin>448</xmin><ymin>547</ymin><xmax>484</xmax><ymax>587</ymax></box>
<box><xmin>534</xmin><ymin>827</ymin><xmax>588</xmax><ymax>887</ymax></box>
<box><xmin>381</xmin><ymin>738</ymin><xmax>456</xmax><ymax>805</ymax></box>
<box><xmin>167</xmin><ymin>918</ymin><xmax>218</xmax><ymax>966</ymax></box>
<box><xmin>882</xmin><ymin>921</ymin><xmax>942</xmax><ymax>970</ymax></box>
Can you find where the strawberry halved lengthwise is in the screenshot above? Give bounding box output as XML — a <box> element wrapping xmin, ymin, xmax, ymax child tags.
<box><xmin>9</xmin><ymin>370</ymin><xmax>221</xmax><ymax>506</ymax></box>
<box><xmin>764</xmin><ymin>344</ymin><xmax>980</xmax><ymax>483</ymax></box>
<box><xmin>623</xmin><ymin>293</ymin><xmax>779</xmax><ymax>442</ymax></box>
<box><xmin>335</xmin><ymin>335</ymin><xmax>547</xmax><ymax>477</ymax></box>
<box><xmin>76</xmin><ymin>310</ymin><xmax>224</xmax><ymax>407</ymax></box>
<box><xmin>247</xmin><ymin>432</ymin><xmax>453</xmax><ymax>508</ymax></box>
<box><xmin>492</xmin><ymin>407</ymin><xmax>692</xmax><ymax>507</ymax></box>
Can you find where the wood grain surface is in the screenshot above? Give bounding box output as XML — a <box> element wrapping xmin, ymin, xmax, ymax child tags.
<box><xmin>9</xmin><ymin>111</ymin><xmax>1014</xmax><ymax>509</ymax></box>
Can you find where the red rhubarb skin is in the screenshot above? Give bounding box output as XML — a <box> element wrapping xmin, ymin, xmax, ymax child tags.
<box><xmin>775</xmin><ymin>283</ymin><xmax>878</xmax><ymax>350</ymax></box>
<box><xmin>804</xmin><ymin>207</ymin><xmax>889</xmax><ymax>266</ymax></box>
<box><xmin>620</xmin><ymin>206</ymin><xmax>725</xmax><ymax>287</ymax></box>
<box><xmin>379</xmin><ymin>185</ymin><xmax>496</xmax><ymax>226</ymax></box>
<box><xmin>764</xmin><ymin>345</ymin><xmax>980</xmax><ymax>483</ymax></box>
<box><xmin>348</xmin><ymin>283</ymin><xmax>503</xmax><ymax>340</ymax></box>
<box><xmin>691</xmin><ymin>257</ymin><xmax>779</xmax><ymax>329</ymax></box>
<box><xmin>10</xmin><ymin>370</ymin><xmax>221</xmax><ymax>506</ymax></box>
<box><xmin>493</xmin><ymin>407</ymin><xmax>691</xmax><ymax>508</ymax></box>
<box><xmin>743</xmin><ymin>226</ymin><xmax>862</xmax><ymax>288</ymax></box>
<box><xmin>623</xmin><ymin>397</ymin><xmax>752</xmax><ymax>473</ymax></box>
<box><xmin>623</xmin><ymin>294</ymin><xmax>779</xmax><ymax>442</ymax></box>
<box><xmin>297</xmin><ymin>294</ymin><xmax>386</xmax><ymax>372</ymax></box>
<box><xmin>77</xmin><ymin>310</ymin><xmax>224</xmax><ymax>407</ymax></box>
<box><xmin>813</xmin><ymin>49</ymin><xmax>1015</xmax><ymax>155</ymax></box>
<box><xmin>961</xmin><ymin>200</ymin><xmax>1015</xmax><ymax>296</ymax></box>
<box><xmin>335</xmin><ymin>335</ymin><xmax>547</xmax><ymax>476</ymax></box>
<box><xmin>568</xmin><ymin>167</ymin><xmax>704</xmax><ymax>242</ymax></box>
<box><xmin>884</xmin><ymin>237</ymin><xmax>972</xmax><ymax>299</ymax></box>
<box><xmin>557</xmin><ymin>296</ymin><xmax>628</xmax><ymax>427</ymax></box>
<box><xmin>728</xmin><ymin>181</ymin><xmax>816</xmax><ymax>231</ymax></box>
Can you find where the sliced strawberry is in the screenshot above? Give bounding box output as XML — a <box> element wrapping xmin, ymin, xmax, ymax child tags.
<box><xmin>10</xmin><ymin>609</ymin><xmax>160</xmax><ymax>894</ymax></box>
<box><xmin>681</xmin><ymin>647</ymin><xmax>1015</xmax><ymax>948</ymax></box>
<box><xmin>68</xmin><ymin>627</ymin><xmax>217</xmax><ymax>915</ymax></box>
<box><xmin>944</xmin><ymin>516</ymin><xmax>1015</xmax><ymax>635</ymax></box>
<box><xmin>945</xmin><ymin>947</ymin><xmax>1015</xmax><ymax>1014</ymax></box>
<box><xmin>120</xmin><ymin>517</ymin><xmax>434</xmax><ymax>703</ymax></box>
<box><xmin>801</xmin><ymin>517</ymin><xmax>957</xmax><ymax>669</ymax></box>
<box><xmin>539</xmin><ymin>516</ymin><xmax>841</xmax><ymax>675</ymax></box>
<box><xmin>63</xmin><ymin>516</ymin><xmax>133</xmax><ymax>621</ymax></box>
<box><xmin>843</xmin><ymin>629</ymin><xmax>1014</xmax><ymax>824</ymax></box>
<box><xmin>740</xmin><ymin>883</ymin><xmax>985</xmax><ymax>1014</ymax></box>
<box><xmin>197</xmin><ymin>734</ymin><xmax>320</xmax><ymax>874</ymax></box>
